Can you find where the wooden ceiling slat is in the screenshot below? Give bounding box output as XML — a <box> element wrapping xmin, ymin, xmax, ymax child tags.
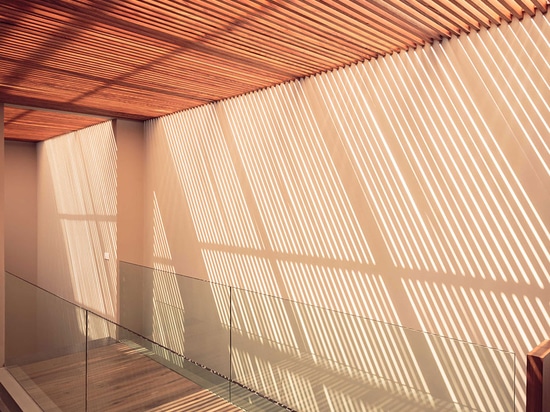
<box><xmin>1</xmin><ymin>68</ymin><xmax>204</xmax><ymax>118</ymax></box>
<box><xmin>1</xmin><ymin>0</ymin><xmax>520</xmax><ymax>74</ymax></box>
<box><xmin>333</xmin><ymin>0</ymin><xmax>437</xmax><ymax>46</ymax></box>
<box><xmin>111</xmin><ymin>0</ymin><xmax>381</xmax><ymax>66</ymax></box>
<box><xmin>99</xmin><ymin>2</ymin><xmax>408</xmax><ymax>66</ymax></box>
<box><xmin>1</xmin><ymin>0</ymin><xmax>544</xmax><ymax>141</ymax></box>
<box><xmin>400</xmin><ymin>0</ymin><xmax>469</xmax><ymax>35</ymax></box>
<box><xmin>470</xmin><ymin>0</ymin><xmax>514</xmax><ymax>23</ymax></box>
<box><xmin>4</xmin><ymin>1</ymin><xmax>366</xmax><ymax>87</ymax></box>
<box><xmin>396</xmin><ymin>0</ymin><xmax>463</xmax><ymax>36</ymax></box>
<box><xmin>261</xmin><ymin>1</ymin><xmax>400</xmax><ymax>51</ymax></box>
<box><xmin>378</xmin><ymin>0</ymin><xmax>452</xmax><ymax>40</ymax></box>
<box><xmin>7</xmin><ymin>31</ymin><xmax>296</xmax><ymax>88</ymax></box>
<box><xmin>435</xmin><ymin>0</ymin><xmax>489</xmax><ymax>29</ymax></box>
<box><xmin>106</xmin><ymin>4</ymin><xmax>341</xmax><ymax>74</ymax></box>
<box><xmin>84</xmin><ymin>3</ymin><xmax>336</xmax><ymax>75</ymax></box>
<box><xmin>2</xmin><ymin>60</ymin><xmax>215</xmax><ymax>109</ymax></box>
<box><xmin>1</xmin><ymin>10</ymin><xmax>178</xmax><ymax>66</ymax></box>
<box><xmin>4</xmin><ymin>19</ymin><xmax>306</xmax><ymax>91</ymax></box>
<box><xmin>272</xmin><ymin>0</ymin><xmax>417</xmax><ymax>53</ymax></box>
<box><xmin>511</xmin><ymin>0</ymin><xmax>537</xmax><ymax>16</ymax></box>
<box><xmin>14</xmin><ymin>0</ymin><xmax>298</xmax><ymax>78</ymax></box>
<box><xmin>230</xmin><ymin>4</ymin><xmax>382</xmax><ymax>58</ymax></box>
<box><xmin>529</xmin><ymin>0</ymin><xmax>549</xmax><ymax>13</ymax></box>
<box><xmin>451</xmin><ymin>1</ymin><xmax>491</xmax><ymax>29</ymax></box>
<box><xmin>491</xmin><ymin>0</ymin><xmax>526</xmax><ymax>19</ymax></box>
<box><xmin>433</xmin><ymin>3</ymin><xmax>482</xmax><ymax>31</ymax></box>
<box><xmin>4</xmin><ymin>61</ymin><xmax>252</xmax><ymax>110</ymax></box>
<box><xmin>8</xmin><ymin>36</ymin><xmax>298</xmax><ymax>89</ymax></box>
<box><xmin>4</xmin><ymin>107</ymin><xmax>108</xmax><ymax>141</ymax></box>
<box><xmin>95</xmin><ymin>1</ymin><xmax>322</xmax><ymax>64</ymax></box>
<box><xmin>90</xmin><ymin>1</ymin><xmax>209</xmax><ymax>43</ymax></box>
<box><xmin>459</xmin><ymin>0</ymin><xmax>505</xmax><ymax>26</ymax></box>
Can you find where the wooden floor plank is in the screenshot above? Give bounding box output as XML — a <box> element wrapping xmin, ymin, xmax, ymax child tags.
<box><xmin>9</xmin><ymin>342</ymin><xmax>242</xmax><ymax>412</ymax></box>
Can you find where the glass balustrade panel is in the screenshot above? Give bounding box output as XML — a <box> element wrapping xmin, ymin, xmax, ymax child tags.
<box><xmin>230</xmin><ymin>287</ymin><xmax>516</xmax><ymax>411</ymax></box>
<box><xmin>119</xmin><ymin>262</ymin><xmax>231</xmax><ymax>380</ymax></box>
<box><xmin>5</xmin><ymin>272</ymin><xmax>87</xmax><ymax>412</ymax></box>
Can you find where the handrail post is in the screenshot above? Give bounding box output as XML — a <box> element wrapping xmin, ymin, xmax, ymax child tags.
<box><xmin>526</xmin><ymin>339</ymin><xmax>550</xmax><ymax>412</ymax></box>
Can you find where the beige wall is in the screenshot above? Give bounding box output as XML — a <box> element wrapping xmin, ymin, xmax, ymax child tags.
<box><xmin>4</xmin><ymin>141</ymin><xmax>37</xmax><ymax>281</ymax></box>
<box><xmin>37</xmin><ymin>122</ymin><xmax>118</xmax><ymax>319</ymax></box>
<box><xmin>116</xmin><ymin>119</ymin><xmax>145</xmax><ymax>268</ymax></box>
<box><xmin>5</xmin><ymin>121</ymin><xmax>138</xmax><ymax>361</ymax></box>
<box><xmin>144</xmin><ymin>13</ymin><xmax>549</xmax><ymax>409</ymax></box>
<box><xmin>5</xmin><ymin>119</ymin><xmax>145</xmax><ymax>349</ymax></box>
<box><xmin>115</xmin><ymin>119</ymin><xmax>145</xmax><ymax>327</ymax></box>
<box><xmin>3</xmin><ymin>140</ymin><xmax>39</xmax><ymax>365</ymax></box>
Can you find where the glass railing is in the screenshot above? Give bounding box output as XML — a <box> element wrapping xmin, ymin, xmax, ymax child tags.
<box><xmin>5</xmin><ymin>272</ymin><xmax>283</xmax><ymax>411</ymax></box>
<box><xmin>119</xmin><ymin>262</ymin><xmax>517</xmax><ymax>412</ymax></box>
<box><xmin>5</xmin><ymin>272</ymin><xmax>87</xmax><ymax>411</ymax></box>
<box><xmin>5</xmin><ymin>266</ymin><xmax>517</xmax><ymax>411</ymax></box>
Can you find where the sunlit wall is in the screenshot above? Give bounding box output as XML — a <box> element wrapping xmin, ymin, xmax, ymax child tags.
<box><xmin>37</xmin><ymin>121</ymin><xmax>117</xmax><ymax>319</ymax></box>
<box><xmin>145</xmin><ymin>11</ymin><xmax>549</xmax><ymax>409</ymax></box>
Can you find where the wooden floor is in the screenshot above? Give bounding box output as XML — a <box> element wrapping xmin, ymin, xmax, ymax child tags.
<box><xmin>8</xmin><ymin>342</ymin><xmax>242</xmax><ymax>412</ymax></box>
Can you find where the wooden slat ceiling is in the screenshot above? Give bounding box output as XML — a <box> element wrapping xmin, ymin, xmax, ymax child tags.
<box><xmin>1</xmin><ymin>0</ymin><xmax>547</xmax><ymax>141</ymax></box>
<box><xmin>4</xmin><ymin>107</ymin><xmax>108</xmax><ymax>142</ymax></box>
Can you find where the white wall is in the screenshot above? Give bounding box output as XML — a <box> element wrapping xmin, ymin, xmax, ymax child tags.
<box><xmin>144</xmin><ymin>12</ymin><xmax>549</xmax><ymax>410</ymax></box>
